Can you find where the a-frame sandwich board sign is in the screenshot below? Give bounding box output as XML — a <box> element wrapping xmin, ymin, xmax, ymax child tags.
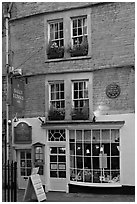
<box><xmin>23</xmin><ymin>168</ymin><xmax>47</xmax><ymax>202</ymax></box>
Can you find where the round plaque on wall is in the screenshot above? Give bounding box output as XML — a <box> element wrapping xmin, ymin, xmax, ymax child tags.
<box><xmin>106</xmin><ymin>83</ymin><xmax>121</xmax><ymax>99</ymax></box>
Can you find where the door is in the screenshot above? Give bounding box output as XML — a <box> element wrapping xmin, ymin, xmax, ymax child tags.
<box><xmin>48</xmin><ymin>146</ymin><xmax>67</xmax><ymax>191</ymax></box>
<box><xmin>17</xmin><ymin>149</ymin><xmax>32</xmax><ymax>189</ymax></box>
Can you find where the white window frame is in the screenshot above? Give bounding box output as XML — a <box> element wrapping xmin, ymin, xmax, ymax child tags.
<box><xmin>48</xmin><ymin>19</ymin><xmax>64</xmax><ymax>47</ymax></box>
<box><xmin>72</xmin><ymin>80</ymin><xmax>89</xmax><ymax>109</ymax></box>
<box><xmin>49</xmin><ymin>81</ymin><xmax>65</xmax><ymax>109</ymax></box>
<box><xmin>71</xmin><ymin>16</ymin><xmax>88</xmax><ymax>46</ymax></box>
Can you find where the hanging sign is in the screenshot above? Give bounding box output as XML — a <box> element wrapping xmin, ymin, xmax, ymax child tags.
<box><xmin>11</xmin><ymin>78</ymin><xmax>24</xmax><ymax>111</ymax></box>
<box><xmin>23</xmin><ymin>168</ymin><xmax>47</xmax><ymax>202</ymax></box>
<box><xmin>14</xmin><ymin>122</ymin><xmax>32</xmax><ymax>144</ymax></box>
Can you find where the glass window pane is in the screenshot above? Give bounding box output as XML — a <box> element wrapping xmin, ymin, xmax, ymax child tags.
<box><xmin>74</xmin><ymin>82</ymin><xmax>78</xmax><ymax>90</ymax></box>
<box><xmin>73</xmin><ymin>28</ymin><xmax>77</xmax><ymax>36</ymax></box>
<box><xmin>111</xmin><ymin>157</ymin><xmax>119</xmax><ymax>169</ymax></box>
<box><xmin>50</xmin><ymin>171</ymin><xmax>57</xmax><ymax>177</ymax></box>
<box><xmin>103</xmin><ymin>143</ymin><xmax>110</xmax><ymax>156</ymax></box>
<box><xmin>27</xmin><ymin>160</ymin><xmax>31</xmax><ymax>167</ymax></box>
<box><xmin>92</xmin><ymin>130</ymin><xmax>100</xmax><ymax>142</ymax></box>
<box><xmin>111</xmin><ymin>144</ymin><xmax>119</xmax><ymax>156</ymax></box>
<box><xmin>58</xmin><ymin>155</ymin><xmax>66</xmax><ymax>162</ymax></box>
<box><xmin>93</xmin><ymin>170</ymin><xmax>101</xmax><ymax>183</ymax></box>
<box><xmin>84</xmin><ymin>169</ymin><xmax>92</xmax><ymax>182</ymax></box>
<box><xmin>20</xmin><ymin>152</ymin><xmax>25</xmax><ymax>159</ymax></box>
<box><xmin>58</xmin><ymin>147</ymin><xmax>66</xmax><ymax>154</ymax></box>
<box><xmin>84</xmin><ymin>143</ymin><xmax>91</xmax><ymax>156</ymax></box>
<box><xmin>111</xmin><ymin>170</ymin><xmax>120</xmax><ymax>183</ymax></box>
<box><xmin>70</xmin><ymin>143</ymin><xmax>75</xmax><ymax>155</ymax></box>
<box><xmin>58</xmin><ymin>163</ymin><xmax>66</xmax><ymax>170</ymax></box>
<box><xmin>70</xmin><ymin>169</ymin><xmax>76</xmax><ymax>181</ymax></box>
<box><xmin>74</xmin><ymin>91</ymin><xmax>78</xmax><ymax>99</ymax></box>
<box><xmin>78</xmin><ymin>27</ymin><xmax>82</xmax><ymax>35</ymax></box>
<box><xmin>102</xmin><ymin>130</ymin><xmax>110</xmax><ymax>141</ymax></box>
<box><xmin>21</xmin><ymin>168</ymin><xmax>25</xmax><ymax>176</ymax></box>
<box><xmin>50</xmin><ymin>163</ymin><xmax>57</xmax><ymax>170</ymax></box>
<box><xmin>93</xmin><ymin>157</ymin><xmax>99</xmax><ymax>169</ymax></box>
<box><xmin>59</xmin><ymin>171</ymin><xmax>66</xmax><ymax>178</ymax></box>
<box><xmin>70</xmin><ymin>156</ymin><xmax>75</xmax><ymax>168</ymax></box>
<box><xmin>76</xmin><ymin>130</ymin><xmax>82</xmax><ymax>141</ymax></box>
<box><xmin>59</xmin><ymin>22</ymin><xmax>63</xmax><ymax>30</ymax></box>
<box><xmin>21</xmin><ymin>160</ymin><xmax>25</xmax><ymax>167</ymax></box>
<box><xmin>50</xmin><ymin>155</ymin><xmax>57</xmax><ymax>162</ymax></box>
<box><xmin>27</xmin><ymin>168</ymin><xmax>31</xmax><ymax>176</ymax></box>
<box><xmin>92</xmin><ymin>144</ymin><xmax>100</xmax><ymax>156</ymax></box>
<box><xmin>84</xmin><ymin>130</ymin><xmax>91</xmax><ymax>142</ymax></box>
<box><xmin>84</xmin><ymin>157</ymin><xmax>91</xmax><ymax>169</ymax></box>
<box><xmin>50</xmin><ymin>147</ymin><xmax>57</xmax><ymax>154</ymax></box>
<box><xmin>77</xmin><ymin>169</ymin><xmax>83</xmax><ymax>182</ymax></box>
<box><xmin>111</xmin><ymin>129</ymin><xmax>119</xmax><ymax>142</ymax></box>
<box><xmin>73</xmin><ymin>19</ymin><xmax>77</xmax><ymax>28</ymax></box>
<box><xmin>76</xmin><ymin>157</ymin><xmax>83</xmax><ymax>168</ymax></box>
<box><xmin>78</xmin><ymin>19</ymin><xmax>82</xmax><ymax>27</ymax></box>
<box><xmin>76</xmin><ymin>143</ymin><xmax>82</xmax><ymax>155</ymax></box>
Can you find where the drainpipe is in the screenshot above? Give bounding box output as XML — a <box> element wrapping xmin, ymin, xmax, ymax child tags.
<box><xmin>4</xmin><ymin>2</ymin><xmax>13</xmax><ymax>161</ymax></box>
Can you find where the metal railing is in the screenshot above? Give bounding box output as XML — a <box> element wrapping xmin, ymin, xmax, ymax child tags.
<box><xmin>2</xmin><ymin>160</ymin><xmax>17</xmax><ymax>202</ymax></box>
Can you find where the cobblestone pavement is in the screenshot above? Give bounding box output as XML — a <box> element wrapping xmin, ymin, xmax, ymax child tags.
<box><xmin>17</xmin><ymin>189</ymin><xmax>135</xmax><ymax>202</ymax></box>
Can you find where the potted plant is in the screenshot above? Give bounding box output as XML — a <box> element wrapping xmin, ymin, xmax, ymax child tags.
<box><xmin>71</xmin><ymin>104</ymin><xmax>89</xmax><ymax>120</ymax></box>
<box><xmin>48</xmin><ymin>105</ymin><xmax>65</xmax><ymax>120</ymax></box>
<box><xmin>46</xmin><ymin>40</ymin><xmax>64</xmax><ymax>59</ymax></box>
<box><xmin>68</xmin><ymin>36</ymin><xmax>88</xmax><ymax>57</ymax></box>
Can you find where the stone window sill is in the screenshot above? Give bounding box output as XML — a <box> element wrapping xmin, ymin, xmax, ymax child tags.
<box><xmin>45</xmin><ymin>55</ymin><xmax>91</xmax><ymax>63</ymax></box>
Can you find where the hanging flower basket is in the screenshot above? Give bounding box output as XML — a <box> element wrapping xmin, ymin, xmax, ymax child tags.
<box><xmin>47</xmin><ymin>41</ymin><xmax>64</xmax><ymax>59</ymax></box>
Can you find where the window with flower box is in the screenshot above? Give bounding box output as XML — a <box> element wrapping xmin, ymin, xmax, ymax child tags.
<box><xmin>70</xmin><ymin>16</ymin><xmax>88</xmax><ymax>57</ymax></box>
<box><xmin>47</xmin><ymin>20</ymin><xmax>64</xmax><ymax>59</ymax></box>
<box><xmin>48</xmin><ymin>81</ymin><xmax>65</xmax><ymax>120</ymax></box>
<box><xmin>69</xmin><ymin>129</ymin><xmax>120</xmax><ymax>184</ymax></box>
<box><xmin>72</xmin><ymin>80</ymin><xmax>89</xmax><ymax>120</ymax></box>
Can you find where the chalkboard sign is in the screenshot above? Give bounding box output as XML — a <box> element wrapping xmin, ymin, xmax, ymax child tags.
<box><xmin>14</xmin><ymin>122</ymin><xmax>32</xmax><ymax>144</ymax></box>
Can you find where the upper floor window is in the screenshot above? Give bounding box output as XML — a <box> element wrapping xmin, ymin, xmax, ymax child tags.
<box><xmin>49</xmin><ymin>21</ymin><xmax>64</xmax><ymax>47</ymax></box>
<box><xmin>48</xmin><ymin>82</ymin><xmax>65</xmax><ymax>120</ymax></box>
<box><xmin>70</xmin><ymin>16</ymin><xmax>88</xmax><ymax>57</ymax></box>
<box><xmin>72</xmin><ymin>16</ymin><xmax>87</xmax><ymax>45</ymax></box>
<box><xmin>47</xmin><ymin>20</ymin><xmax>64</xmax><ymax>59</ymax></box>
<box><xmin>72</xmin><ymin>80</ymin><xmax>89</xmax><ymax>120</ymax></box>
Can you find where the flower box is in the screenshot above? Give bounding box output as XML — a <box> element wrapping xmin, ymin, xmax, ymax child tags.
<box><xmin>47</xmin><ymin>41</ymin><xmax>64</xmax><ymax>59</ymax></box>
<box><xmin>69</xmin><ymin>37</ymin><xmax>88</xmax><ymax>57</ymax></box>
<box><xmin>48</xmin><ymin>106</ymin><xmax>65</xmax><ymax>120</ymax></box>
<box><xmin>71</xmin><ymin>106</ymin><xmax>89</xmax><ymax>120</ymax></box>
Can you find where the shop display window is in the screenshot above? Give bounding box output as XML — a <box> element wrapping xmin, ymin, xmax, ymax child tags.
<box><xmin>69</xmin><ymin>129</ymin><xmax>120</xmax><ymax>184</ymax></box>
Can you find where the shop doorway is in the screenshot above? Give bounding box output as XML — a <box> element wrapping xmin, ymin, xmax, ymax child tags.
<box><xmin>48</xmin><ymin>146</ymin><xmax>67</xmax><ymax>191</ymax></box>
<box><xmin>17</xmin><ymin>149</ymin><xmax>32</xmax><ymax>189</ymax></box>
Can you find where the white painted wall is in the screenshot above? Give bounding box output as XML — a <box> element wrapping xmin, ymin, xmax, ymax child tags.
<box><xmin>13</xmin><ymin>113</ymin><xmax>135</xmax><ymax>187</ymax></box>
<box><xmin>97</xmin><ymin>113</ymin><xmax>135</xmax><ymax>186</ymax></box>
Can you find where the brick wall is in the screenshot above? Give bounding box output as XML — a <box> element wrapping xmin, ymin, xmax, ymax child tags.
<box><xmin>3</xmin><ymin>2</ymin><xmax>135</xmax><ymax>118</ymax></box>
<box><xmin>9</xmin><ymin>2</ymin><xmax>134</xmax><ymax>76</ymax></box>
<box><xmin>10</xmin><ymin>2</ymin><xmax>96</xmax><ymax>19</ymax></box>
<box><xmin>93</xmin><ymin>67</ymin><xmax>135</xmax><ymax>114</ymax></box>
<box><xmin>24</xmin><ymin>75</ymin><xmax>45</xmax><ymax>117</ymax></box>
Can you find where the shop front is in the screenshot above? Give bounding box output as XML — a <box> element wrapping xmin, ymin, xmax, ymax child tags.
<box><xmin>12</xmin><ymin>113</ymin><xmax>135</xmax><ymax>192</ymax></box>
